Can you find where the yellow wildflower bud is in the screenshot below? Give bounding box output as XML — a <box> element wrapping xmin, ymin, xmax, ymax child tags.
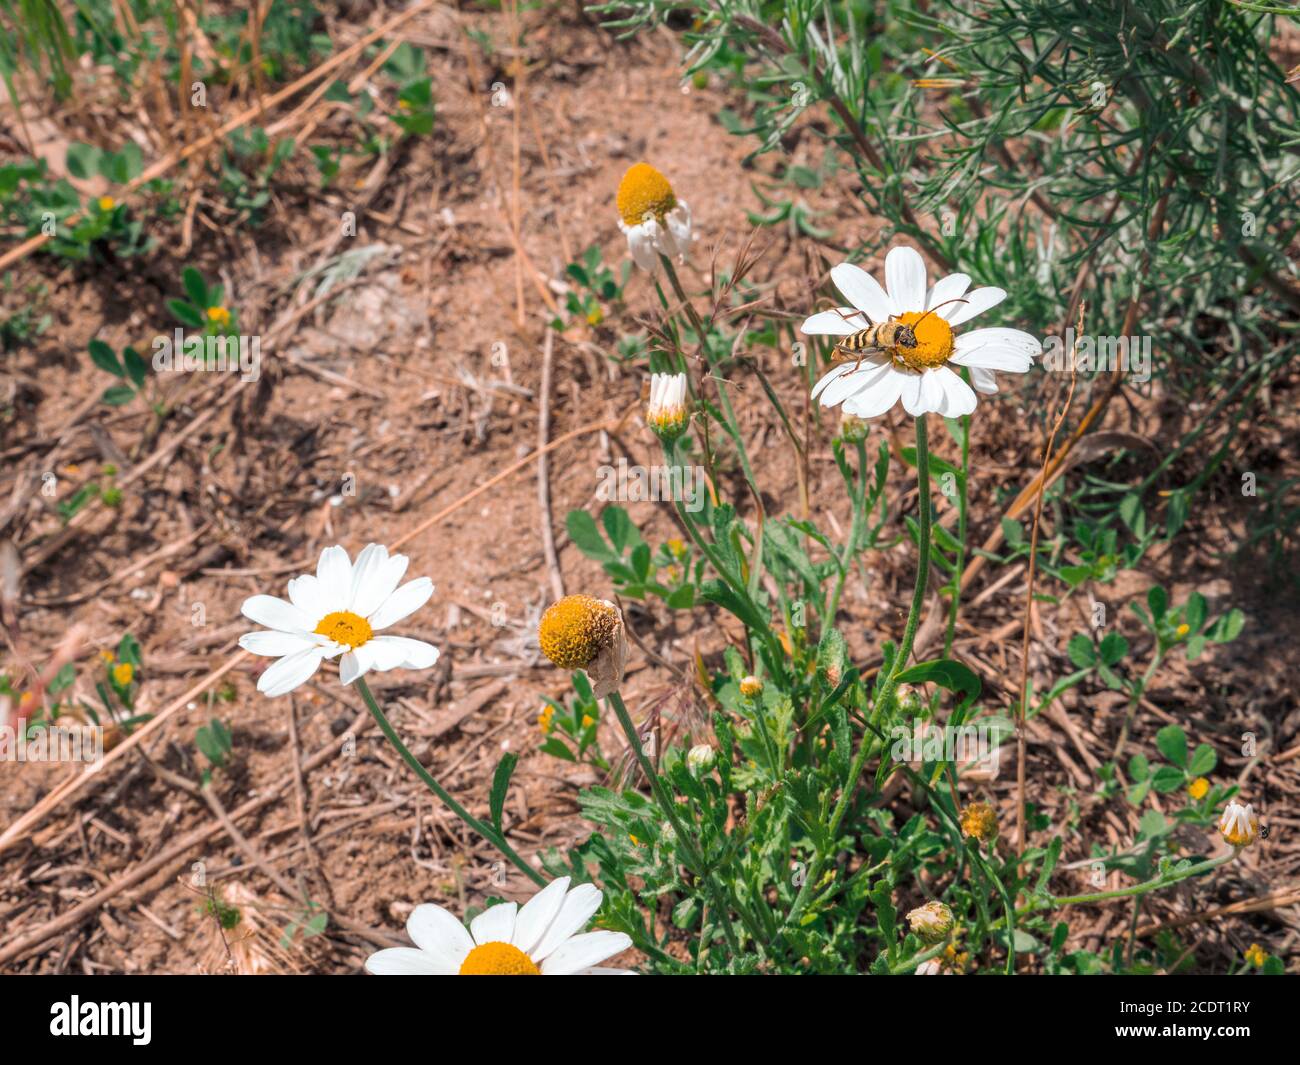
<box><xmin>959</xmin><ymin>800</ymin><xmax>997</xmax><ymax>843</ymax></box>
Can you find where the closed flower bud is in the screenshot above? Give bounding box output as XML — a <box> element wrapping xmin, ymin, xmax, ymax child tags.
<box><xmin>646</xmin><ymin>372</ymin><xmax>690</xmax><ymax>441</ymax></box>
<box><xmin>906</xmin><ymin>900</ymin><xmax>953</xmax><ymax>942</ymax></box>
<box><xmin>739</xmin><ymin>675</ymin><xmax>763</xmax><ymax>698</ymax></box>
<box><xmin>687</xmin><ymin>744</ymin><xmax>715</xmax><ymax>771</ymax></box>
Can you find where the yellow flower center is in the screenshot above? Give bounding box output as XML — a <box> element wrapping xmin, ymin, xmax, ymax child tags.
<box><xmin>648</xmin><ymin>406</ymin><xmax>687</xmax><ymax>434</ymax></box>
<box><xmin>616</xmin><ymin>163</ymin><xmax>677</xmax><ymax>227</ymax></box>
<box><xmin>892</xmin><ymin>310</ymin><xmax>955</xmax><ymax>372</ymax></box>
<box><xmin>1188</xmin><ymin>777</ymin><xmax>1210</xmax><ymax>800</ymax></box>
<box><xmin>538</xmin><ymin>595</ymin><xmax>618</xmax><ymax>670</ymax></box>
<box><xmin>314</xmin><ymin>610</ymin><xmax>373</xmax><ymax>649</ymax></box>
<box><xmin>98</xmin><ymin>196</ymin><xmax>115</xmax><ymax>211</ymax></box>
<box><xmin>458</xmin><ymin>941</ymin><xmax>540</xmax><ymax>975</ymax></box>
<box><xmin>1222</xmin><ymin>816</ymin><xmax>1257</xmax><ymax>848</ymax></box>
<box><xmin>959</xmin><ymin>801</ymin><xmax>997</xmax><ymax>841</ymax></box>
<box><xmin>112</xmin><ymin>662</ymin><xmax>134</xmax><ymax>686</ymax></box>
<box><xmin>207</xmin><ymin>306</ymin><xmax>231</xmax><ymax>325</ymax></box>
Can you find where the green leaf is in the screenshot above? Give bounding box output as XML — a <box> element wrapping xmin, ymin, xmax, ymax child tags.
<box><xmin>665</xmin><ymin>584</ymin><xmax>695</xmax><ymax>609</ymax></box>
<box><xmin>1151</xmin><ymin>764</ymin><xmax>1185</xmax><ymax>794</ymax></box>
<box><xmin>101</xmin><ymin>385</ymin><xmax>135</xmax><ymax>406</ymax></box>
<box><xmin>66</xmin><ymin>143</ymin><xmax>102</xmax><ymax>181</ymax></box>
<box><xmin>565</xmin><ymin>510</ymin><xmax>612</xmax><ymax>560</ymax></box>
<box><xmin>1034</xmin><ymin>836</ymin><xmax>1063</xmax><ymax>893</ymax></box>
<box><xmin>182</xmin><ymin>266</ymin><xmax>209</xmax><ymax>309</ymax></box>
<box><xmin>1147</xmin><ymin>585</ymin><xmax>1167</xmax><ymax>621</ymax></box>
<box><xmin>1155</xmin><ymin>725</ymin><xmax>1187</xmax><ymax>767</ymax></box>
<box><xmin>1208</xmin><ymin>609</ymin><xmax>1244</xmax><ymax>643</ymax></box>
<box><xmin>895</xmin><ymin>658</ymin><xmax>981</xmax><ymax>721</ymax></box>
<box><xmin>168</xmin><ymin>299</ymin><xmax>204</xmax><ymax>328</ymax></box>
<box><xmin>489</xmin><ymin>752</ymin><xmax>518</xmax><ymax>833</ymax></box>
<box><xmin>1127</xmin><ymin>752</ymin><xmax>1150</xmax><ymax>781</ymax></box>
<box><xmin>630</xmin><ymin>542</ymin><xmax>651</xmax><ymax>581</ymax></box>
<box><xmin>1099</xmin><ymin>632</ymin><xmax>1129</xmax><ymax>666</ymax></box>
<box><xmin>88</xmin><ymin>339</ymin><xmax>123</xmax><ymax>377</ymax></box>
<box><xmin>1137</xmin><ymin>809</ymin><xmax>1167</xmax><ymax>840</ymax></box>
<box><xmin>602</xmin><ymin>506</ymin><xmax>638</xmax><ymax>554</ymax></box>
<box><xmin>1067</xmin><ymin>634</ymin><xmax>1095</xmax><ymax>668</ymax></box>
<box><xmin>123</xmin><ymin>347</ymin><xmax>148</xmax><ymax>388</ymax></box>
<box><xmin>1188</xmin><ymin>744</ymin><xmax>1217</xmax><ymax>776</ymax></box>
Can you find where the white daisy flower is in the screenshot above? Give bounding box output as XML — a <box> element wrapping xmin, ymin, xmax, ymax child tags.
<box><xmin>616</xmin><ymin>162</ymin><xmax>693</xmax><ymax>273</ymax></box>
<box><xmin>1218</xmin><ymin>800</ymin><xmax>1258</xmax><ymax>849</ymax></box>
<box><xmin>365</xmin><ymin>876</ymin><xmax>635</xmax><ymax>975</ymax></box>
<box><xmin>802</xmin><ymin>245</ymin><xmax>1041</xmax><ymax>418</ymax></box>
<box><xmin>238</xmin><ymin>543</ymin><xmax>439</xmax><ymax>697</ymax></box>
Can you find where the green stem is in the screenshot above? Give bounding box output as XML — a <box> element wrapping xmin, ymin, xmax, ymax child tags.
<box><xmin>355</xmin><ymin>677</ymin><xmax>546</xmax><ymax>888</ymax></box>
<box><xmin>1025</xmin><ymin>851</ymin><xmax>1236</xmax><ymax>911</ymax></box>
<box><xmin>660</xmin><ymin>255</ymin><xmax>709</xmax><ymax>343</ymax></box>
<box><xmin>782</xmin><ymin>415</ymin><xmax>933</xmax><ymax>933</ymax></box>
<box><xmin>606</xmin><ymin>690</ymin><xmax>746</xmax><ymax>955</ymax></box>
<box><xmin>944</xmin><ymin>412</ymin><xmax>970</xmax><ymax>658</ymax></box>
<box><xmin>826</xmin><ymin>438</ymin><xmax>869</xmax><ymax>627</ymax></box>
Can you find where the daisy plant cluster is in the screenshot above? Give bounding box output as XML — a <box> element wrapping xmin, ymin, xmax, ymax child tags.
<box><xmin>232</xmin><ymin>160</ymin><xmax>1259</xmax><ymax>973</ymax></box>
<box><xmin>526</xmin><ymin>161</ymin><xmax>1259</xmax><ymax>975</ymax></box>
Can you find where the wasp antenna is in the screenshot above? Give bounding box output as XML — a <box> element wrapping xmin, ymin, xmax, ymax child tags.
<box><xmin>912</xmin><ymin>297</ymin><xmax>970</xmax><ymax>328</ymax></box>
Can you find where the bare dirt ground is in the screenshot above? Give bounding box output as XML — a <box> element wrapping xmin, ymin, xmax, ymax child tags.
<box><xmin>1</xmin><ymin>4</ymin><xmax>1297</xmax><ymax>974</ymax></box>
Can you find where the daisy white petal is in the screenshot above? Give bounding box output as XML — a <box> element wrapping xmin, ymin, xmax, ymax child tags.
<box><xmin>950</xmin><ymin>327</ymin><xmax>1041</xmax><ymax>371</ymax></box>
<box><xmin>945</xmin><ymin>286</ymin><xmax>1007</xmax><ymax>326</ymax></box>
<box><xmin>511</xmin><ymin>876</ymin><xmax>571</xmax><ymax>955</ymax></box>
<box><xmin>315</xmin><ymin>545</ymin><xmax>353</xmax><ymax>605</ymax></box>
<box><xmin>830</xmin><ymin>263</ymin><xmax>893</xmax><ymax>323</ymax></box>
<box><xmin>970</xmin><ymin>367</ymin><xmax>1000</xmax><ymax>394</ymax></box>
<box><xmin>800</xmin><ymin>307</ymin><xmax>868</xmax><ymax>336</ymax></box>
<box><xmin>819</xmin><ymin>359</ymin><xmax>892</xmax><ymax>408</ymax></box>
<box><xmin>348</xmin><ymin>543</ymin><xmax>401</xmax><ymax>616</ymax></box>
<box><xmin>899</xmin><ymin>372</ymin><xmax>929</xmax><ymax>417</ymax></box>
<box><xmin>240</xmin><ymin>594</ymin><xmax>315</xmax><ymax>634</ymax></box>
<box><xmin>470</xmin><ymin>902</ymin><xmax>518</xmax><ymax>947</ymax></box>
<box><xmin>844</xmin><ymin>368</ymin><xmax>906</xmax><ymax>418</ymax></box>
<box><xmin>407</xmin><ymin>903</ymin><xmax>476</xmax><ymax>970</ymax></box>
<box><xmin>933</xmin><ymin>366</ymin><xmax>977</xmax><ymax>417</ymax></box>
<box><xmin>238</xmin><ymin>630</ymin><xmax>319</xmax><ymax>658</ymax></box>
<box><xmin>579</xmin><ymin>966</ymin><xmax>638</xmax><ymax>975</ymax></box>
<box><xmin>257</xmin><ymin>646</ymin><xmax>330</xmax><ymax>697</ymax></box>
<box><xmin>539</xmin><ymin>930</ymin><xmax>633</xmax><ymax>975</ymax></box>
<box><xmin>286</xmin><ymin>573</ymin><xmax>331</xmax><ymax>620</ymax></box>
<box><xmin>811</xmin><ymin>363</ymin><xmax>855</xmax><ymax>400</ymax></box>
<box><xmin>624</xmin><ymin>225</ymin><xmax>660</xmax><ymax>272</ymax></box>
<box><xmin>364</xmin><ymin>947</ymin><xmax>447</xmax><ymax>976</ymax></box>
<box><xmin>337</xmin><ymin>649</ymin><xmax>367</xmax><ymax>685</ymax></box>
<box><xmin>530</xmin><ymin>883</ymin><xmax>604</xmax><ymax>962</ymax></box>
<box><xmin>368</xmin><ymin>577</ymin><xmax>434</xmax><ymax>630</ymax></box>
<box><xmin>884</xmin><ymin>246</ymin><xmax>928</xmax><ymax>313</ymax></box>
<box><xmin>927</xmin><ymin>272</ymin><xmax>971</xmax><ymax>313</ymax></box>
<box><xmin>917</xmin><ymin>370</ymin><xmax>947</xmax><ymax>415</ymax></box>
<box><xmin>363</xmin><ymin>636</ymin><xmax>440</xmax><ymax>672</ymax></box>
